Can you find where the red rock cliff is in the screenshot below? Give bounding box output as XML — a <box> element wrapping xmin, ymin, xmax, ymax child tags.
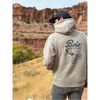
<box><xmin>13</xmin><ymin>2</ymin><xmax>87</xmax><ymax>23</ymax></box>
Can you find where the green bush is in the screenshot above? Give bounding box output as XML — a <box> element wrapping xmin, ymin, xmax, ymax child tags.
<box><xmin>19</xmin><ymin>44</ymin><xmax>28</xmax><ymax>49</ymax></box>
<box><xmin>13</xmin><ymin>44</ymin><xmax>35</xmax><ymax>64</ymax></box>
<box><xmin>26</xmin><ymin>20</ymin><xmax>30</xmax><ymax>24</ymax></box>
<box><xmin>24</xmin><ymin>49</ymin><xmax>35</xmax><ymax>60</ymax></box>
<box><xmin>44</xmin><ymin>24</ymin><xmax>48</xmax><ymax>27</ymax></box>
<box><xmin>13</xmin><ymin>50</ymin><xmax>24</xmax><ymax>64</ymax></box>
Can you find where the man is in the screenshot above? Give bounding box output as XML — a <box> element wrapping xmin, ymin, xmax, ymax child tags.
<box><xmin>43</xmin><ymin>11</ymin><xmax>87</xmax><ymax>100</ymax></box>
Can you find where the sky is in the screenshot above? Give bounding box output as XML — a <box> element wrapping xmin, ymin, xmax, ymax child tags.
<box><xmin>13</xmin><ymin>0</ymin><xmax>87</xmax><ymax>10</ymax></box>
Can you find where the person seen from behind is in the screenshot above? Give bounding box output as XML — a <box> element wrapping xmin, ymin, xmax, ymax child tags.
<box><xmin>43</xmin><ymin>10</ymin><xmax>87</xmax><ymax>100</ymax></box>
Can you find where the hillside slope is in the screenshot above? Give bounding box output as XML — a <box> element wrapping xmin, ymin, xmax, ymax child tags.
<box><xmin>13</xmin><ymin>57</ymin><xmax>52</xmax><ymax>100</ymax></box>
<box><xmin>9</xmin><ymin>57</ymin><xmax>90</xmax><ymax>100</ymax></box>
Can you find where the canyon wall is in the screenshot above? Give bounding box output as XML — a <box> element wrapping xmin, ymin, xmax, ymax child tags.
<box><xmin>13</xmin><ymin>2</ymin><xmax>87</xmax><ymax>53</ymax></box>
<box><xmin>13</xmin><ymin>2</ymin><xmax>87</xmax><ymax>23</ymax></box>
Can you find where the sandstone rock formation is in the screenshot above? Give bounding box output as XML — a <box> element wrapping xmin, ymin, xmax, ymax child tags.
<box><xmin>13</xmin><ymin>2</ymin><xmax>87</xmax><ymax>53</ymax></box>
<box><xmin>13</xmin><ymin>2</ymin><xmax>87</xmax><ymax>23</ymax></box>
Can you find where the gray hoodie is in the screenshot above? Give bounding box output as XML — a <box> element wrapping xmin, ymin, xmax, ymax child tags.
<box><xmin>43</xmin><ymin>18</ymin><xmax>87</xmax><ymax>87</ymax></box>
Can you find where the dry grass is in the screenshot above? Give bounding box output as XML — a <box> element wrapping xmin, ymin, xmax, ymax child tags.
<box><xmin>13</xmin><ymin>57</ymin><xmax>52</xmax><ymax>100</ymax></box>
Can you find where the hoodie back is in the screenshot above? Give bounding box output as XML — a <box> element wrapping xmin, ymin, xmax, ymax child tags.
<box><xmin>43</xmin><ymin>18</ymin><xmax>87</xmax><ymax>87</ymax></box>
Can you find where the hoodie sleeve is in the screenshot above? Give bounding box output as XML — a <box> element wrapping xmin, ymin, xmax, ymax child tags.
<box><xmin>43</xmin><ymin>34</ymin><xmax>56</xmax><ymax>70</ymax></box>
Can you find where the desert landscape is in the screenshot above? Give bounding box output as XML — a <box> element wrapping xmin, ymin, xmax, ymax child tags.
<box><xmin>13</xmin><ymin>57</ymin><xmax>52</xmax><ymax>100</ymax></box>
<box><xmin>13</xmin><ymin>57</ymin><xmax>87</xmax><ymax>100</ymax></box>
<box><xmin>9</xmin><ymin>2</ymin><xmax>90</xmax><ymax>53</ymax></box>
<box><xmin>13</xmin><ymin>2</ymin><xmax>87</xmax><ymax>100</ymax></box>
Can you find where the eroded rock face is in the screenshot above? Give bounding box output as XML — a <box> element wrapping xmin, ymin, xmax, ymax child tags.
<box><xmin>13</xmin><ymin>2</ymin><xmax>87</xmax><ymax>23</ymax></box>
<box><xmin>13</xmin><ymin>2</ymin><xmax>87</xmax><ymax>53</ymax></box>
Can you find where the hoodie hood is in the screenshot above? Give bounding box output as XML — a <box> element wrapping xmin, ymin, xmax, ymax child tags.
<box><xmin>54</xmin><ymin>18</ymin><xmax>75</xmax><ymax>35</ymax></box>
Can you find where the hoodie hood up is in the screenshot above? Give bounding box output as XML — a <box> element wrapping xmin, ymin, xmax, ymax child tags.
<box><xmin>54</xmin><ymin>18</ymin><xmax>75</xmax><ymax>35</ymax></box>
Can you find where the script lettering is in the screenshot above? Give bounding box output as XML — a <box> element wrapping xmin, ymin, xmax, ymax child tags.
<box><xmin>65</xmin><ymin>40</ymin><xmax>81</xmax><ymax>48</ymax></box>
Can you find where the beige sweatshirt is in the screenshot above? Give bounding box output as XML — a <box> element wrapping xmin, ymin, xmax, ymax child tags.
<box><xmin>43</xmin><ymin>18</ymin><xmax>87</xmax><ymax>87</ymax></box>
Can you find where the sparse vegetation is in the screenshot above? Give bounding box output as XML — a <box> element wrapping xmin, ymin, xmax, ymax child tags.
<box><xmin>16</xmin><ymin>24</ymin><xmax>20</xmax><ymax>28</ymax></box>
<box><xmin>26</xmin><ymin>20</ymin><xmax>30</xmax><ymax>24</ymax></box>
<box><xmin>44</xmin><ymin>24</ymin><xmax>48</xmax><ymax>27</ymax></box>
<box><xmin>23</xmin><ymin>69</ymin><xmax>39</xmax><ymax>77</ymax></box>
<box><xmin>13</xmin><ymin>57</ymin><xmax>52</xmax><ymax>100</ymax></box>
<box><xmin>13</xmin><ymin>44</ymin><xmax>39</xmax><ymax>64</ymax></box>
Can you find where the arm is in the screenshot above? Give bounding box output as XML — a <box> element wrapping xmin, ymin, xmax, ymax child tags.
<box><xmin>43</xmin><ymin>35</ymin><xmax>56</xmax><ymax>70</ymax></box>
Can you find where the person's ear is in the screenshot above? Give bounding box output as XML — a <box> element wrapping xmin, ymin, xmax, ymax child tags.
<box><xmin>60</xmin><ymin>17</ymin><xmax>64</xmax><ymax>20</ymax></box>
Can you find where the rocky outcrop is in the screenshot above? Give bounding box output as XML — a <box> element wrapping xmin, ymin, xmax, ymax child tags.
<box><xmin>13</xmin><ymin>2</ymin><xmax>87</xmax><ymax>23</ymax></box>
<box><xmin>13</xmin><ymin>2</ymin><xmax>87</xmax><ymax>53</ymax></box>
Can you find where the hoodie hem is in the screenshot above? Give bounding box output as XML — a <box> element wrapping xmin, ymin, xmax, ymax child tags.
<box><xmin>53</xmin><ymin>78</ymin><xmax>85</xmax><ymax>87</ymax></box>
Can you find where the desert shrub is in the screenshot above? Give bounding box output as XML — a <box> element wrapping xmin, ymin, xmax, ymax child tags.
<box><xmin>37</xmin><ymin>59</ymin><xmax>42</xmax><ymax>63</ymax></box>
<box><xmin>26</xmin><ymin>20</ymin><xmax>30</xmax><ymax>24</ymax></box>
<box><xmin>13</xmin><ymin>49</ymin><xmax>24</xmax><ymax>64</ymax></box>
<box><xmin>17</xmin><ymin>44</ymin><xmax>28</xmax><ymax>49</ymax></box>
<box><xmin>13</xmin><ymin>44</ymin><xmax>28</xmax><ymax>52</ymax></box>
<box><xmin>35</xmin><ymin>55</ymin><xmax>40</xmax><ymax>58</ymax></box>
<box><xmin>23</xmin><ymin>69</ymin><xmax>39</xmax><ymax>77</ymax></box>
<box><xmin>44</xmin><ymin>24</ymin><xmax>48</xmax><ymax>27</ymax></box>
<box><xmin>24</xmin><ymin>50</ymin><xmax>35</xmax><ymax>59</ymax></box>
<box><xmin>13</xmin><ymin>44</ymin><xmax>36</xmax><ymax>64</ymax></box>
<box><xmin>17</xmin><ymin>24</ymin><xmax>19</xmax><ymax>28</ymax></box>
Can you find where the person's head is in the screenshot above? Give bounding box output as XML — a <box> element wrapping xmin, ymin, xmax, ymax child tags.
<box><xmin>49</xmin><ymin>10</ymin><xmax>71</xmax><ymax>23</ymax></box>
<box><xmin>54</xmin><ymin>17</ymin><xmax>69</xmax><ymax>23</ymax></box>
